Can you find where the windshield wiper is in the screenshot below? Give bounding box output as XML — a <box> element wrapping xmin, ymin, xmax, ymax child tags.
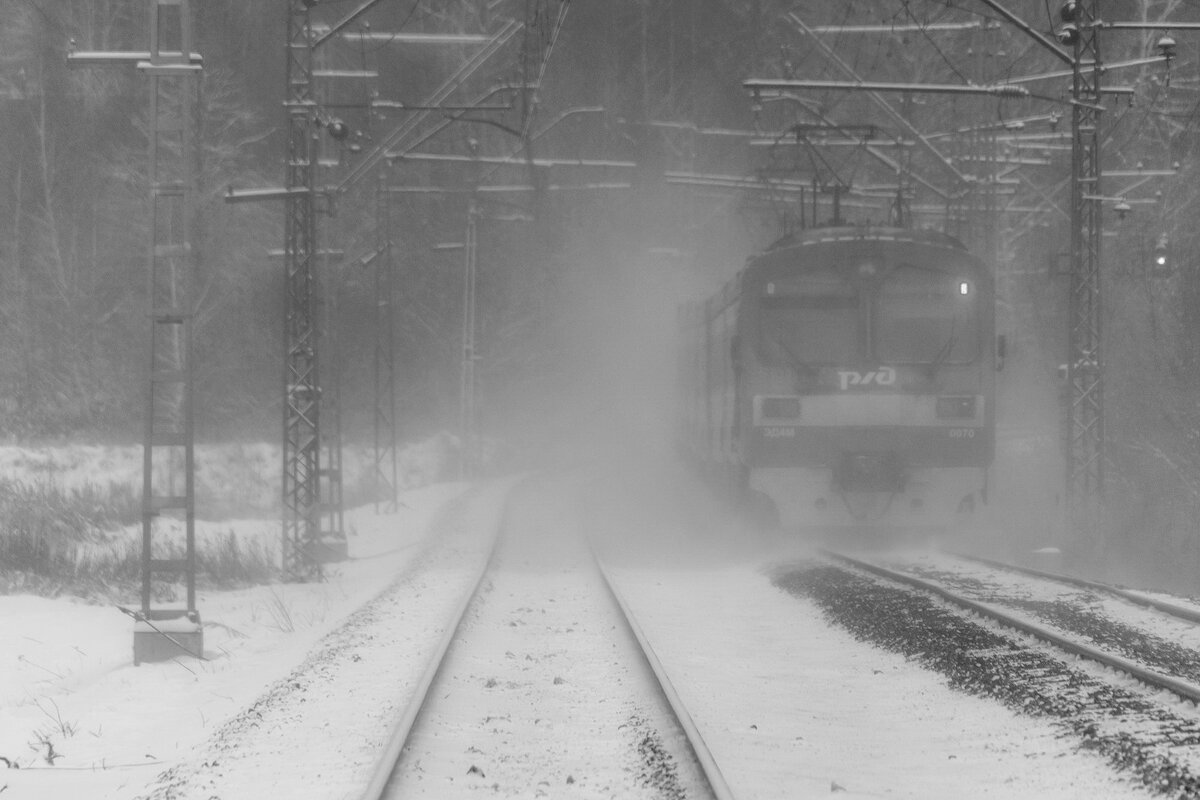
<box><xmin>925</xmin><ymin>318</ymin><xmax>957</xmax><ymax>380</ymax></box>
<box><xmin>776</xmin><ymin>338</ymin><xmax>819</xmax><ymax>387</ymax></box>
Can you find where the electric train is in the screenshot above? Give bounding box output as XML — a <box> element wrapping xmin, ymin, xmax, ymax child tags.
<box><xmin>677</xmin><ymin>226</ymin><xmax>997</xmax><ymax>537</ymax></box>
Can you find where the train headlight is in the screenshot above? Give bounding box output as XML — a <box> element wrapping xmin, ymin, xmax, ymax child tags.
<box><xmin>936</xmin><ymin>395</ymin><xmax>977</xmax><ymax>419</ymax></box>
<box><xmin>761</xmin><ymin>397</ymin><xmax>801</xmax><ymax>419</ymax></box>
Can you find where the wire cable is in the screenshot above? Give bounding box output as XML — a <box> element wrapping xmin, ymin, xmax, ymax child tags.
<box><xmin>900</xmin><ymin>0</ymin><xmax>974</xmax><ymax>84</ymax></box>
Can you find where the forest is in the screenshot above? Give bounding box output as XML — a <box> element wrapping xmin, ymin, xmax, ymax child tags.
<box><xmin>4</xmin><ymin>0</ymin><xmax>1200</xmax><ymax>582</ymax></box>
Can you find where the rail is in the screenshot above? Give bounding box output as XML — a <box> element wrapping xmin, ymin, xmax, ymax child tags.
<box><xmin>951</xmin><ymin>551</ymin><xmax>1200</xmax><ymax>625</ymax></box>
<box><xmin>356</xmin><ymin>498</ymin><xmax>507</xmax><ymax>800</ymax></box>
<box><xmin>593</xmin><ymin>551</ymin><xmax>737</xmax><ymax>800</ymax></box>
<box><xmin>357</xmin><ymin>482</ymin><xmax>735</xmax><ymax>800</ymax></box>
<box><xmin>825</xmin><ymin>550</ymin><xmax>1200</xmax><ymax>705</ymax></box>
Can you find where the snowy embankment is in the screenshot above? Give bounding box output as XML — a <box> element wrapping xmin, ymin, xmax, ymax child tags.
<box><xmin>0</xmin><ymin>479</ymin><xmax>488</xmax><ymax>800</ymax></box>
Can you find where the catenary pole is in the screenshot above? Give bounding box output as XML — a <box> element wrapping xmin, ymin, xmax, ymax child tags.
<box><xmin>70</xmin><ymin>0</ymin><xmax>205</xmax><ymax>664</ymax></box>
<box><xmin>1065</xmin><ymin>2</ymin><xmax>1106</xmax><ymax>528</ymax></box>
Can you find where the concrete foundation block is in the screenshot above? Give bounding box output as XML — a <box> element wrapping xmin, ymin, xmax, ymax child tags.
<box><xmin>133</xmin><ymin>613</ymin><xmax>203</xmax><ymax>666</ymax></box>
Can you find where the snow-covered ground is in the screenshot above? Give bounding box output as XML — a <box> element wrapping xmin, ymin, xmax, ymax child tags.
<box><xmin>612</xmin><ymin>560</ymin><xmax>1158</xmax><ymax>799</ymax></box>
<box><xmin>0</xmin><ymin>451</ymin><xmax>1180</xmax><ymax>800</ymax></box>
<box><xmin>583</xmin><ymin>461</ymin><xmax>1162</xmax><ymax>799</ymax></box>
<box><xmin>892</xmin><ymin>550</ymin><xmax>1200</xmax><ymax>658</ymax></box>
<box><xmin>0</xmin><ymin>481</ymin><xmax>473</xmax><ymax>800</ymax></box>
<box><xmin>385</xmin><ymin>475</ymin><xmax>708</xmax><ymax>800</ymax></box>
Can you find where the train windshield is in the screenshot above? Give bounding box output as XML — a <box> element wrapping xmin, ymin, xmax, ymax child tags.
<box><xmin>874</xmin><ymin>263</ymin><xmax>977</xmax><ymax>363</ymax></box>
<box><xmin>757</xmin><ymin>270</ymin><xmax>859</xmax><ymax>364</ymax></box>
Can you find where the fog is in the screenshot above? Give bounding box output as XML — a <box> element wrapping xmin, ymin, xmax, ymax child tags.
<box><xmin>12</xmin><ymin>5</ymin><xmax>1200</xmax><ymax>795</ymax></box>
<box><xmin>483</xmin><ymin>181</ymin><xmax>740</xmax><ymax>463</ymax></box>
<box><xmin>470</xmin><ymin>169</ymin><xmax>1079</xmax><ymax>573</ymax></box>
<box><xmin>8</xmin><ymin>1</ymin><xmax>1199</xmax><ymax>595</ymax></box>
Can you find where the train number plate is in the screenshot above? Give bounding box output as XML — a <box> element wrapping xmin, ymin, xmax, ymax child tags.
<box><xmin>948</xmin><ymin>428</ymin><xmax>977</xmax><ymax>438</ymax></box>
<box><xmin>762</xmin><ymin>427</ymin><xmax>797</xmax><ymax>438</ymax></box>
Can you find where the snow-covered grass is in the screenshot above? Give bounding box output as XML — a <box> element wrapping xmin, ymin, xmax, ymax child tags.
<box><xmin>0</xmin><ymin>479</ymin><xmax>141</xmax><ymax>597</ymax></box>
<box><xmin>0</xmin><ymin>433</ymin><xmax>462</xmax><ymax>599</ymax></box>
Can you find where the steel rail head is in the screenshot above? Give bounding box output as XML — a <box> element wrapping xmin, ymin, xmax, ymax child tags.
<box><xmin>591</xmin><ymin>547</ymin><xmax>739</xmax><ymax>800</ymax></box>
<box><xmin>355</xmin><ymin>478</ymin><xmax>523</xmax><ymax>800</ymax></box>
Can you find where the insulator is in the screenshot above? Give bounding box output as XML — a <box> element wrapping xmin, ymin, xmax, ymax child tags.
<box><xmin>327</xmin><ymin>119</ymin><xmax>350</xmax><ymax>141</ymax></box>
<box><xmin>1056</xmin><ymin>22</ymin><xmax>1079</xmax><ymax>46</ymax></box>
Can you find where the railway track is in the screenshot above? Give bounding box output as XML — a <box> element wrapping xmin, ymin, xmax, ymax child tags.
<box><xmin>826</xmin><ymin>550</ymin><xmax>1200</xmax><ymax>703</ymax></box>
<box><xmin>360</xmin><ymin>476</ymin><xmax>725</xmax><ymax>800</ymax></box>
<box><xmin>595</xmin><ymin>556</ymin><xmax>735</xmax><ymax>800</ymax></box>
<box><xmin>138</xmin><ymin>468</ymin><xmax>1177</xmax><ymax>799</ymax></box>
<box><xmin>356</xmin><ymin>509</ymin><xmax>498</xmax><ymax>800</ymax></box>
<box><xmin>775</xmin><ymin>550</ymin><xmax>1200</xmax><ymax>796</ymax></box>
<box><xmin>952</xmin><ymin>551</ymin><xmax>1200</xmax><ymax>625</ymax></box>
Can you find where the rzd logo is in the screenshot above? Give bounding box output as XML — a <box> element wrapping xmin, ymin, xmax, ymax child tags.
<box><xmin>837</xmin><ymin>366</ymin><xmax>897</xmax><ymax>391</ymax></box>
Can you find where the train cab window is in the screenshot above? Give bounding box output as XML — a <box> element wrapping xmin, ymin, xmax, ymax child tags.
<box><xmin>874</xmin><ymin>264</ymin><xmax>977</xmax><ymax>364</ymax></box>
<box><xmin>757</xmin><ymin>270</ymin><xmax>859</xmax><ymax>365</ymax></box>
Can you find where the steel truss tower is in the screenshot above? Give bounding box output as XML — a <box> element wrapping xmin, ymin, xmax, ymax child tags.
<box><xmin>1067</xmin><ymin>2</ymin><xmax>1105</xmax><ymax>519</ymax></box>
<box><xmin>962</xmin><ymin>22</ymin><xmax>1000</xmax><ymax>266</ymax></box>
<box><xmin>283</xmin><ymin>0</ymin><xmax>344</xmax><ymax>580</ymax></box>
<box><xmin>219</xmin><ymin>7</ymin><xmax>524</xmax><ymax>577</ymax></box>
<box><xmin>958</xmin><ymin>129</ymin><xmax>998</xmax><ymax>262</ymax></box>
<box><xmin>138</xmin><ymin>0</ymin><xmax>203</xmax><ymax>661</ymax></box>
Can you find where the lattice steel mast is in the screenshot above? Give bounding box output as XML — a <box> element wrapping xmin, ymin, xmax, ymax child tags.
<box><xmin>1065</xmin><ymin>1</ymin><xmax>1105</xmax><ymax>515</ymax></box>
<box><xmin>140</xmin><ymin>0</ymin><xmax>202</xmax><ymax>635</ymax></box>
<box><xmin>222</xmin><ymin>11</ymin><xmax>520</xmax><ymax>578</ymax></box>
<box><xmin>282</xmin><ymin>0</ymin><xmax>331</xmax><ymax>579</ymax></box>
<box><xmin>971</xmin><ymin>0</ymin><xmax>1102</xmax><ymax>534</ymax></box>
<box><xmin>68</xmin><ymin>0</ymin><xmax>205</xmax><ymax>664</ymax></box>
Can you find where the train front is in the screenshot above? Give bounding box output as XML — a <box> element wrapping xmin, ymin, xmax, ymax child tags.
<box><xmin>738</xmin><ymin>228</ymin><xmax>995</xmax><ymax>538</ymax></box>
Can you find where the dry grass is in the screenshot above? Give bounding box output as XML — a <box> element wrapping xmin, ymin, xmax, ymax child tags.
<box><xmin>0</xmin><ymin>479</ymin><xmax>276</xmax><ymax>600</ymax></box>
<box><xmin>0</xmin><ymin>434</ymin><xmax>458</xmax><ymax>601</ymax></box>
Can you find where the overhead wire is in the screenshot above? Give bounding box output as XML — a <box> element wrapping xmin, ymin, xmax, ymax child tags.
<box><xmin>347</xmin><ymin>0</ymin><xmax>429</xmax><ymax>57</ymax></box>
<box><xmin>910</xmin><ymin>1</ymin><xmax>1200</xmax><ymax>231</ymax></box>
<box><xmin>782</xmin><ymin>1</ymin><xmax>1199</xmax><ymax>225</ymax></box>
<box><xmin>520</xmin><ymin>1</ymin><xmax>571</xmax><ymax>140</ymax></box>
<box><xmin>897</xmin><ymin>0</ymin><xmax>981</xmax><ymax>186</ymax></box>
<box><xmin>815</xmin><ymin>2</ymin><xmax>860</xmax><ymax>118</ymax></box>
<box><xmin>899</xmin><ymin>0</ymin><xmax>973</xmax><ymax>84</ymax></box>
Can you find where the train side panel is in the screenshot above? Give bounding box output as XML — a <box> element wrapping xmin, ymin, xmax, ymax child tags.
<box><xmin>678</xmin><ymin>278</ymin><xmax>744</xmax><ymax>493</ymax></box>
